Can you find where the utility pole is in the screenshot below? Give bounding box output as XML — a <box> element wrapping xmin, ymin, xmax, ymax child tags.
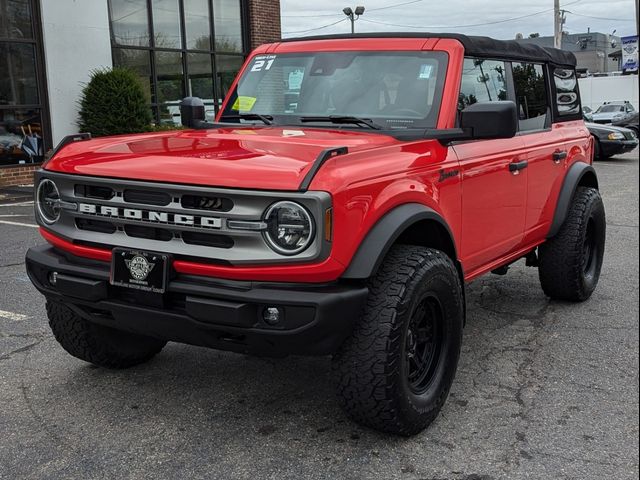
<box><xmin>636</xmin><ymin>0</ymin><xmax>639</xmax><ymax>38</ymax></box>
<box><xmin>554</xmin><ymin>0</ymin><xmax>566</xmax><ymax>49</ymax></box>
<box><xmin>343</xmin><ymin>6</ymin><xmax>365</xmax><ymax>34</ymax></box>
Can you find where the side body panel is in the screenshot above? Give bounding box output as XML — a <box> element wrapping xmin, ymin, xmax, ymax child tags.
<box><xmin>453</xmin><ymin>137</ymin><xmax>528</xmax><ymax>274</ymax></box>
<box><xmin>521</xmin><ymin>126</ymin><xmax>568</xmax><ymax>244</ymax></box>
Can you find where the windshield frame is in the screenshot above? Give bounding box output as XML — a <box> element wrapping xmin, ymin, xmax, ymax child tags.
<box><xmin>219</xmin><ymin>50</ymin><xmax>449</xmax><ymax>134</ymax></box>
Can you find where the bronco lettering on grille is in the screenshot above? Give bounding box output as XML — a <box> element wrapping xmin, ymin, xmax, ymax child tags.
<box><xmin>77</xmin><ymin>203</ymin><xmax>222</xmax><ymax>229</ymax></box>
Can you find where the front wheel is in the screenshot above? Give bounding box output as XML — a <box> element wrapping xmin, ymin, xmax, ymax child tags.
<box><xmin>332</xmin><ymin>245</ymin><xmax>464</xmax><ymax>436</ymax></box>
<box><xmin>538</xmin><ymin>187</ymin><xmax>606</xmax><ymax>301</ymax></box>
<box><xmin>47</xmin><ymin>301</ymin><xmax>166</xmax><ymax>369</ymax></box>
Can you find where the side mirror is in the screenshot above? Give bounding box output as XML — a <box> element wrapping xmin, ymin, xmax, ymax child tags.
<box><xmin>460</xmin><ymin>101</ymin><xmax>518</xmax><ymax>140</ymax></box>
<box><xmin>180</xmin><ymin>97</ymin><xmax>206</xmax><ymax>128</ymax></box>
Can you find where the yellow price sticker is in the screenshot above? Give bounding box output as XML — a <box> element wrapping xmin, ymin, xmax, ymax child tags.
<box><xmin>232</xmin><ymin>96</ymin><xmax>257</xmax><ymax>111</ymax></box>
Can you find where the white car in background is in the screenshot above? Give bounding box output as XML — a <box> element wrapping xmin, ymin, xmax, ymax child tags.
<box><xmin>591</xmin><ymin>101</ymin><xmax>636</xmax><ymax>124</ymax></box>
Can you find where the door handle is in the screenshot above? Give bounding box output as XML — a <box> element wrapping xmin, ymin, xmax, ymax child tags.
<box><xmin>509</xmin><ymin>160</ymin><xmax>528</xmax><ymax>173</ymax></box>
<box><xmin>553</xmin><ymin>151</ymin><xmax>567</xmax><ymax>163</ymax></box>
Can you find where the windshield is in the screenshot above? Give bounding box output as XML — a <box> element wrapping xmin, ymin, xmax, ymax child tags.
<box><xmin>596</xmin><ymin>104</ymin><xmax>624</xmax><ymax>113</ymax></box>
<box><xmin>221</xmin><ymin>51</ymin><xmax>448</xmax><ymax>130</ymax></box>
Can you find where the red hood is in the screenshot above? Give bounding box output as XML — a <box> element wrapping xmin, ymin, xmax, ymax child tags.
<box><xmin>45</xmin><ymin>127</ymin><xmax>400</xmax><ymax>190</ymax></box>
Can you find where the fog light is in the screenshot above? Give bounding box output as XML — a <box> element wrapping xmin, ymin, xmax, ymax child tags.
<box><xmin>49</xmin><ymin>271</ymin><xmax>58</xmax><ymax>285</ymax></box>
<box><xmin>262</xmin><ymin>307</ymin><xmax>281</xmax><ymax>325</ymax></box>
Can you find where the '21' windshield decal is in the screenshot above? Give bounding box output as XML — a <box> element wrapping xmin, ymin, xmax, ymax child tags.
<box><xmin>251</xmin><ymin>55</ymin><xmax>277</xmax><ymax>72</ymax></box>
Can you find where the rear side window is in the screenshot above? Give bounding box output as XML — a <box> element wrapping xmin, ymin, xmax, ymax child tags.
<box><xmin>553</xmin><ymin>68</ymin><xmax>580</xmax><ymax>116</ymax></box>
<box><xmin>458</xmin><ymin>58</ymin><xmax>508</xmax><ymax>110</ymax></box>
<box><xmin>512</xmin><ymin>63</ymin><xmax>549</xmax><ymax>132</ymax></box>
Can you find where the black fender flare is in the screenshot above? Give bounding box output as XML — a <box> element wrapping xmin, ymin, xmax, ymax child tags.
<box><xmin>342</xmin><ymin>203</ymin><xmax>457</xmax><ymax>280</ymax></box>
<box><xmin>547</xmin><ymin>162</ymin><xmax>599</xmax><ymax>238</ymax></box>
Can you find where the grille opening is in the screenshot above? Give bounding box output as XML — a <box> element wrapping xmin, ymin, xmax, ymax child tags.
<box><xmin>182</xmin><ymin>231</ymin><xmax>234</xmax><ymax>249</ymax></box>
<box><xmin>123</xmin><ymin>189</ymin><xmax>171</xmax><ymax>206</ymax></box>
<box><xmin>76</xmin><ymin>218</ymin><xmax>117</xmax><ymax>234</ymax></box>
<box><xmin>74</xmin><ymin>184</ymin><xmax>114</xmax><ymax>200</ymax></box>
<box><xmin>124</xmin><ymin>224</ymin><xmax>173</xmax><ymax>242</ymax></box>
<box><xmin>181</xmin><ymin>194</ymin><xmax>233</xmax><ymax>212</ymax></box>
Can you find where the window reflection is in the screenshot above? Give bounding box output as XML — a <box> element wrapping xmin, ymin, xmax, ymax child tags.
<box><xmin>185</xmin><ymin>0</ymin><xmax>211</xmax><ymax>50</ymax></box>
<box><xmin>112</xmin><ymin>48</ymin><xmax>153</xmax><ymax>101</ymax></box>
<box><xmin>0</xmin><ymin>0</ymin><xmax>33</xmax><ymax>39</ymax></box>
<box><xmin>0</xmin><ymin>43</ymin><xmax>39</xmax><ymax>105</ymax></box>
<box><xmin>0</xmin><ymin>109</ymin><xmax>43</xmax><ymax>165</ymax></box>
<box><xmin>214</xmin><ymin>0</ymin><xmax>243</xmax><ymax>53</ymax></box>
<box><xmin>109</xmin><ymin>0</ymin><xmax>150</xmax><ymax>46</ymax></box>
<box><xmin>216</xmin><ymin>54</ymin><xmax>244</xmax><ymax>102</ymax></box>
<box><xmin>152</xmin><ymin>0</ymin><xmax>182</xmax><ymax>49</ymax></box>
<box><xmin>109</xmin><ymin>0</ymin><xmax>247</xmax><ymax>123</ymax></box>
<box><xmin>513</xmin><ymin>63</ymin><xmax>549</xmax><ymax>131</ymax></box>
<box><xmin>459</xmin><ymin>58</ymin><xmax>507</xmax><ymax>110</ymax></box>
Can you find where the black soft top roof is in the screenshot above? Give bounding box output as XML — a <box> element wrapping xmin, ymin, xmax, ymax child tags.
<box><xmin>280</xmin><ymin>32</ymin><xmax>577</xmax><ymax>67</ymax></box>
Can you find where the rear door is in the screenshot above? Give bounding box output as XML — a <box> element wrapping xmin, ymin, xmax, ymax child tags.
<box><xmin>454</xmin><ymin>58</ymin><xmax>527</xmax><ymax>274</ymax></box>
<box><xmin>511</xmin><ymin>63</ymin><xmax>568</xmax><ymax>243</ymax></box>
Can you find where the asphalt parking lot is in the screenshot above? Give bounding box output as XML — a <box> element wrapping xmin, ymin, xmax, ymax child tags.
<box><xmin>0</xmin><ymin>151</ymin><xmax>638</xmax><ymax>480</ymax></box>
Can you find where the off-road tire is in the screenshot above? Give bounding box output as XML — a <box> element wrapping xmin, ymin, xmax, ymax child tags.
<box><xmin>538</xmin><ymin>187</ymin><xmax>605</xmax><ymax>301</ymax></box>
<box><xmin>332</xmin><ymin>245</ymin><xmax>464</xmax><ymax>436</ymax></box>
<box><xmin>46</xmin><ymin>301</ymin><xmax>166</xmax><ymax>368</ymax></box>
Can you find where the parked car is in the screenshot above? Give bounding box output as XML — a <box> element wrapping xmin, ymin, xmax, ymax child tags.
<box><xmin>591</xmin><ymin>101</ymin><xmax>636</xmax><ymax>124</ymax></box>
<box><xmin>26</xmin><ymin>33</ymin><xmax>604</xmax><ymax>436</ymax></box>
<box><xmin>611</xmin><ymin>111</ymin><xmax>639</xmax><ymax>136</ymax></box>
<box><xmin>587</xmin><ymin>122</ymin><xmax>639</xmax><ymax>159</ymax></box>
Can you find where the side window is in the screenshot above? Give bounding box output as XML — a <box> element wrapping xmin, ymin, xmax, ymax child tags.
<box><xmin>512</xmin><ymin>63</ymin><xmax>549</xmax><ymax>132</ymax></box>
<box><xmin>553</xmin><ymin>68</ymin><xmax>580</xmax><ymax>117</ymax></box>
<box><xmin>458</xmin><ymin>58</ymin><xmax>507</xmax><ymax>110</ymax></box>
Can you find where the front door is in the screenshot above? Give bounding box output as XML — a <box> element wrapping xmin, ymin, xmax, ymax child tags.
<box><xmin>454</xmin><ymin>137</ymin><xmax>528</xmax><ymax>274</ymax></box>
<box><xmin>455</xmin><ymin>58</ymin><xmax>528</xmax><ymax>275</ymax></box>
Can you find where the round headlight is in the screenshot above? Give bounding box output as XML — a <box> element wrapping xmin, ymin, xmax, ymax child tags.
<box><xmin>36</xmin><ymin>179</ymin><xmax>61</xmax><ymax>224</ymax></box>
<box><xmin>263</xmin><ymin>201</ymin><xmax>315</xmax><ymax>255</ymax></box>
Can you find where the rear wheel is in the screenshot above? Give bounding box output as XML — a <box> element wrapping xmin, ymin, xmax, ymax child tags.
<box><xmin>332</xmin><ymin>245</ymin><xmax>464</xmax><ymax>436</ymax></box>
<box><xmin>538</xmin><ymin>187</ymin><xmax>605</xmax><ymax>301</ymax></box>
<box><xmin>47</xmin><ymin>301</ymin><xmax>166</xmax><ymax>369</ymax></box>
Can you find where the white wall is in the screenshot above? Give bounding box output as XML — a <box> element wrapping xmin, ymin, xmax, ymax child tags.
<box><xmin>578</xmin><ymin>75</ymin><xmax>640</xmax><ymax>111</ymax></box>
<box><xmin>41</xmin><ymin>0</ymin><xmax>112</xmax><ymax>145</ymax></box>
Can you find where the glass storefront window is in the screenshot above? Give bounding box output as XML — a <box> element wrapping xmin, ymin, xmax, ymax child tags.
<box><xmin>185</xmin><ymin>0</ymin><xmax>211</xmax><ymax>50</ymax></box>
<box><xmin>109</xmin><ymin>0</ymin><xmax>150</xmax><ymax>47</ymax></box>
<box><xmin>0</xmin><ymin>109</ymin><xmax>43</xmax><ymax>165</ymax></box>
<box><xmin>112</xmin><ymin>48</ymin><xmax>153</xmax><ymax>101</ymax></box>
<box><xmin>156</xmin><ymin>51</ymin><xmax>184</xmax><ymax>124</ymax></box>
<box><xmin>0</xmin><ymin>0</ymin><xmax>33</xmax><ymax>39</ymax></box>
<box><xmin>213</xmin><ymin>0</ymin><xmax>243</xmax><ymax>53</ymax></box>
<box><xmin>0</xmin><ymin>43</ymin><xmax>39</xmax><ymax>105</ymax></box>
<box><xmin>216</xmin><ymin>54</ymin><xmax>244</xmax><ymax>101</ymax></box>
<box><xmin>110</xmin><ymin>0</ymin><xmax>247</xmax><ymax>124</ymax></box>
<box><xmin>188</xmin><ymin>53</ymin><xmax>213</xmax><ymax>99</ymax></box>
<box><xmin>152</xmin><ymin>0</ymin><xmax>182</xmax><ymax>49</ymax></box>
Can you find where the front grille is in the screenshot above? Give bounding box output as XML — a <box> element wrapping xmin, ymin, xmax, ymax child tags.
<box><xmin>182</xmin><ymin>231</ymin><xmax>234</xmax><ymax>248</ymax></box>
<box><xmin>76</xmin><ymin>218</ymin><xmax>117</xmax><ymax>234</ymax></box>
<box><xmin>75</xmin><ymin>184</ymin><xmax>114</xmax><ymax>200</ymax></box>
<box><xmin>43</xmin><ymin>172</ymin><xmax>330</xmax><ymax>266</ymax></box>
<box><xmin>181</xmin><ymin>194</ymin><xmax>233</xmax><ymax>212</ymax></box>
<box><xmin>124</xmin><ymin>224</ymin><xmax>173</xmax><ymax>242</ymax></box>
<box><xmin>623</xmin><ymin>130</ymin><xmax>637</xmax><ymax>140</ymax></box>
<box><xmin>123</xmin><ymin>189</ymin><xmax>171</xmax><ymax>206</ymax></box>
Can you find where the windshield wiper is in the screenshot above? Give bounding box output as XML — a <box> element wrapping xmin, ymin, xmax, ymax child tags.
<box><xmin>220</xmin><ymin>113</ymin><xmax>274</xmax><ymax>125</ymax></box>
<box><xmin>299</xmin><ymin>115</ymin><xmax>383</xmax><ymax>130</ymax></box>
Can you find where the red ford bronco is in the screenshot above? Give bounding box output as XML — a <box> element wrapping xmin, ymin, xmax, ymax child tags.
<box><xmin>26</xmin><ymin>34</ymin><xmax>605</xmax><ymax>436</ymax></box>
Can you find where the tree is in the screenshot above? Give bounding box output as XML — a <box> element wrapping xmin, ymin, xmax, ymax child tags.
<box><xmin>78</xmin><ymin>68</ymin><xmax>153</xmax><ymax>137</ymax></box>
<box><xmin>529</xmin><ymin>33</ymin><xmax>541</xmax><ymax>38</ymax></box>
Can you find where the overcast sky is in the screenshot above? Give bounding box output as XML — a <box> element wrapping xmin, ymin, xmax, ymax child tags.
<box><xmin>280</xmin><ymin>0</ymin><xmax>638</xmax><ymax>40</ymax></box>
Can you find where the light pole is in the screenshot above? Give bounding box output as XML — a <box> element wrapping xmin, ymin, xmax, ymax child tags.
<box><xmin>343</xmin><ymin>6</ymin><xmax>365</xmax><ymax>34</ymax></box>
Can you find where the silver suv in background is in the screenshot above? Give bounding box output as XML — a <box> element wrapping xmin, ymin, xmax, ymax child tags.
<box><xmin>591</xmin><ymin>101</ymin><xmax>636</xmax><ymax>124</ymax></box>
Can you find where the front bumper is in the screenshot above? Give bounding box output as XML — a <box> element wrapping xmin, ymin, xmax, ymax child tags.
<box><xmin>600</xmin><ymin>138</ymin><xmax>639</xmax><ymax>157</ymax></box>
<box><xmin>26</xmin><ymin>245</ymin><xmax>368</xmax><ymax>357</ymax></box>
